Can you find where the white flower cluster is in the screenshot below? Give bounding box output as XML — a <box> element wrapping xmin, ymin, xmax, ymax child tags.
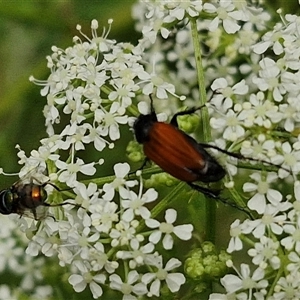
<box><xmin>135</xmin><ymin>1</ymin><xmax>300</xmax><ymax>299</ymax></box>
<box><xmin>21</xmin><ymin>163</ymin><xmax>192</xmax><ymax>299</ymax></box>
<box><xmin>0</xmin><ymin>215</ymin><xmax>53</xmax><ymax>300</ymax></box>
<box><xmin>210</xmin><ymin>179</ymin><xmax>300</xmax><ymax>299</ymax></box>
<box><xmin>7</xmin><ymin>9</ymin><xmax>194</xmax><ymax>299</ymax></box>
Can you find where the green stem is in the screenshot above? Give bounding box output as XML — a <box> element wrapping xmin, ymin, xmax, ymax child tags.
<box><xmin>190</xmin><ymin>18</ymin><xmax>211</xmax><ymax>142</ymax></box>
<box><xmin>80</xmin><ymin>166</ymin><xmax>163</xmax><ymax>187</ymax></box>
<box><xmin>266</xmin><ymin>235</ymin><xmax>286</xmax><ymax>296</ymax></box>
<box><xmin>190</xmin><ymin>18</ymin><xmax>215</xmax><ymax>241</ymax></box>
<box><xmin>266</xmin><ymin>264</ymin><xmax>284</xmax><ymax>298</ymax></box>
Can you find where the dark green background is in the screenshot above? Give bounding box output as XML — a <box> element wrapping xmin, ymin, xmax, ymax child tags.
<box><xmin>0</xmin><ymin>1</ymin><xmax>137</xmax><ymax>186</ymax></box>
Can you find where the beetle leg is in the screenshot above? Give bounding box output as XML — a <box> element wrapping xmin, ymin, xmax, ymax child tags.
<box><xmin>187</xmin><ymin>182</ymin><xmax>220</xmax><ymax>199</ymax></box>
<box><xmin>128</xmin><ymin>158</ymin><xmax>151</xmax><ymax>178</ymax></box>
<box><xmin>188</xmin><ymin>182</ymin><xmax>252</xmax><ymax>218</ymax></box>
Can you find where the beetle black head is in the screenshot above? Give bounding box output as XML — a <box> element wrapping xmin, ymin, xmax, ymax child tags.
<box><xmin>134</xmin><ymin>94</ymin><xmax>158</xmax><ymax>143</ymax></box>
<box><xmin>133</xmin><ymin>112</ymin><xmax>158</xmax><ymax>143</ymax></box>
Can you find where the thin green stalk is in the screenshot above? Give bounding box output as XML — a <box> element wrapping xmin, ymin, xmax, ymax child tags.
<box><xmin>190</xmin><ymin>18</ymin><xmax>215</xmax><ymax>241</ymax></box>
<box><xmin>190</xmin><ymin>18</ymin><xmax>211</xmax><ymax>142</ymax></box>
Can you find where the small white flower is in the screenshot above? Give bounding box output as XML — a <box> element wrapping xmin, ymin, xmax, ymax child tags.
<box><xmin>272</xmin><ymin>141</ymin><xmax>300</xmax><ymax>176</ymax></box>
<box><xmin>211</xmin><ymin>78</ymin><xmax>249</xmax><ymax>108</ymax></box>
<box><xmin>108</xmin><ymin>80</ymin><xmax>137</xmax><ymax>108</ymax></box>
<box><xmin>109</xmin><ymin>270</ymin><xmax>148</xmax><ymax>299</ymax></box>
<box><xmin>90</xmin><ymin>200</ymin><xmax>119</xmax><ymax>234</ymax></box>
<box><xmin>166</xmin><ymin>0</ymin><xmax>203</xmax><ymax>20</ymax></box>
<box><xmin>243</xmin><ymin>172</ymin><xmax>282</xmax><ymax>214</ymax></box>
<box><xmin>102</xmin><ymin>163</ymin><xmax>138</xmax><ymax>201</ymax></box>
<box><xmin>273</xmin><ymin>273</ymin><xmax>300</xmax><ymax>300</ymax></box>
<box><xmin>116</xmin><ymin>239</ymin><xmax>156</xmax><ymax>269</ymax></box>
<box><xmin>139</xmin><ymin>69</ymin><xmax>176</xmax><ymax>99</ymax></box>
<box><xmin>253</xmin><ymin>22</ymin><xmax>293</xmax><ymax>55</ymax></box>
<box><xmin>142</xmin><ymin>256</ymin><xmax>185</xmax><ymax>297</ymax></box>
<box><xmin>82</xmin><ymin>123</ymin><xmax>111</xmax><ymax>152</ymax></box>
<box><xmin>220</xmin><ymin>263</ymin><xmax>267</xmax><ymax>297</ymax></box>
<box><xmin>146</xmin><ymin>208</ymin><xmax>193</xmax><ymax>250</ymax></box>
<box><xmin>58</xmin><ymin>123</ymin><xmax>89</xmax><ymax>151</ymax></box>
<box><xmin>282</xmin><ymin>215</ymin><xmax>300</xmax><ymax>252</ymax></box>
<box><xmin>94</xmin><ymin>102</ymin><xmax>128</xmax><ymax>141</ymax></box>
<box><xmin>203</xmin><ymin>0</ymin><xmax>242</xmax><ymax>34</ymax></box>
<box><xmin>243</xmin><ymin>92</ymin><xmax>283</xmax><ymax>128</ymax></box>
<box><xmin>72</xmin><ymin>182</ymin><xmax>99</xmax><ymax>209</ymax></box>
<box><xmin>109</xmin><ymin>220</ymin><xmax>143</xmax><ymax>247</ymax></box>
<box><xmin>227</xmin><ymin>219</ymin><xmax>254</xmax><ymax>253</ymax></box>
<box><xmin>248</xmin><ymin>236</ymin><xmax>280</xmax><ymax>269</ymax></box>
<box><xmin>56</xmin><ymin>158</ymin><xmax>96</xmax><ymax>186</ymax></box>
<box><xmin>279</xmin><ymin>96</ymin><xmax>300</xmax><ymax>132</ymax></box>
<box><xmin>252</xmin><ymin>57</ymin><xmax>286</xmax><ymax>102</ymax></box>
<box><xmin>287</xmin><ymin>251</ymin><xmax>300</xmax><ymax>274</ymax></box>
<box><xmin>68</xmin><ymin>261</ymin><xmax>106</xmax><ymax>299</ymax></box>
<box><xmin>249</xmin><ymin>204</ymin><xmax>289</xmax><ymax>238</ymax></box>
<box><xmin>210</xmin><ymin>108</ymin><xmax>247</xmax><ymax>142</ymax></box>
<box><xmin>88</xmin><ymin>242</ymin><xmax>119</xmax><ymax>274</ymax></box>
<box><xmin>121</xmin><ymin>186</ymin><xmax>158</xmax><ymax>222</ymax></box>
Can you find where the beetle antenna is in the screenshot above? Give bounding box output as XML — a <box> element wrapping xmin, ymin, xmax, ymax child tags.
<box><xmin>170</xmin><ymin>105</ymin><xmax>206</xmax><ymax>127</ymax></box>
<box><xmin>149</xmin><ymin>94</ymin><xmax>155</xmax><ymax>114</ymax></box>
<box><xmin>200</xmin><ymin>143</ymin><xmax>291</xmax><ymax>174</ymax></box>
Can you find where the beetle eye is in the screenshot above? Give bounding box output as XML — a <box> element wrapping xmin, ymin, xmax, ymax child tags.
<box><xmin>0</xmin><ymin>190</ymin><xmax>13</xmax><ymax>215</ymax></box>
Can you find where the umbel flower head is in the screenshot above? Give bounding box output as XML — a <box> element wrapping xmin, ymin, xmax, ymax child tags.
<box><xmin>4</xmin><ymin>13</ymin><xmax>193</xmax><ymax>299</ymax></box>
<box><xmin>2</xmin><ymin>0</ymin><xmax>300</xmax><ymax>299</ymax></box>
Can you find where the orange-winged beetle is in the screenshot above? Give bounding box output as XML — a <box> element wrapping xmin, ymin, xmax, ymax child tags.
<box><xmin>134</xmin><ymin>100</ymin><xmax>227</xmax><ymax>199</ymax></box>
<box><xmin>133</xmin><ymin>97</ymin><xmax>288</xmax><ymax>205</ymax></box>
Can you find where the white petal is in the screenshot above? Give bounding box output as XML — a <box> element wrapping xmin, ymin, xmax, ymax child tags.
<box><xmin>211</xmin><ymin>78</ymin><xmax>228</xmax><ymax>90</ymax></box>
<box><xmin>223</xmin><ymin>18</ymin><xmax>240</xmax><ymax>34</ymax></box>
<box><xmin>266</xmin><ymin>189</ymin><xmax>282</xmax><ymax>205</ymax></box>
<box><xmin>69</xmin><ymin>275</ymin><xmax>86</xmax><ymax>292</ymax></box>
<box><xmin>173</xmin><ymin>224</ymin><xmax>193</xmax><ymax>240</ymax></box>
<box><xmin>162</xmin><ymin>234</ymin><xmax>174</xmax><ymax>250</ymax></box>
<box><xmin>253</xmin><ymin>41</ymin><xmax>270</xmax><ymax>54</ymax></box>
<box><xmin>294</xmin><ymin>181</ymin><xmax>300</xmax><ymax>201</ymax></box>
<box><xmin>149</xmin><ymin>279</ymin><xmax>160</xmax><ymax>297</ymax></box>
<box><xmin>127</xmin><ymin>270</ymin><xmax>139</xmax><ymax>284</ymax></box>
<box><xmin>145</xmin><ymin>218</ymin><xmax>160</xmax><ymax>229</ymax></box>
<box><xmin>220</xmin><ymin>274</ymin><xmax>242</xmax><ymax>293</ymax></box>
<box><xmin>165</xmin><ymin>258</ymin><xmax>182</xmax><ymax>271</ymax></box>
<box><xmin>149</xmin><ymin>231</ymin><xmax>162</xmax><ymax>244</ymax></box>
<box><xmin>208</xmin><ymin>16</ymin><xmax>219</xmax><ymax>32</ymax></box>
<box><xmin>114</xmin><ymin>163</ymin><xmax>130</xmax><ymax>178</ymax></box>
<box><xmin>166</xmin><ymin>273</ymin><xmax>185</xmax><ymax>292</ymax></box>
<box><xmin>90</xmin><ymin>282</ymin><xmax>103</xmax><ymax>299</ymax></box>
<box><xmin>80</xmin><ymin>163</ymin><xmax>96</xmax><ymax>175</ymax></box>
<box><xmin>248</xmin><ymin>193</ymin><xmax>266</xmax><ymax>214</ymax></box>
<box><xmin>165</xmin><ymin>209</ymin><xmax>177</xmax><ymax>223</ymax></box>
